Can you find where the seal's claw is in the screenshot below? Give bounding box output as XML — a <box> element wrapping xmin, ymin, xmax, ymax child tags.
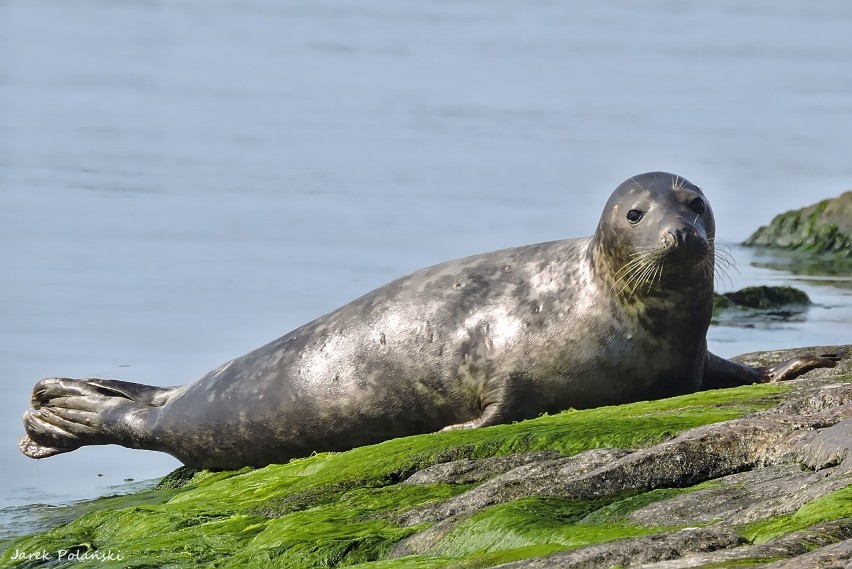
<box><xmin>765</xmin><ymin>355</ymin><xmax>839</xmax><ymax>383</ymax></box>
<box><xmin>31</xmin><ymin>377</ymin><xmax>100</xmax><ymax>408</ymax></box>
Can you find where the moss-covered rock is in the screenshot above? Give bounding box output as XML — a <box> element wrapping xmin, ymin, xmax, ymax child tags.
<box><xmin>744</xmin><ymin>191</ymin><xmax>852</xmax><ymax>256</ymax></box>
<box><xmin>713</xmin><ymin>285</ymin><xmax>810</xmax><ymax>313</ymax></box>
<box><xmin>2</xmin><ymin>346</ymin><xmax>851</xmax><ymax>569</ymax></box>
<box><xmin>712</xmin><ymin>285</ymin><xmax>813</xmax><ymax>327</ymax></box>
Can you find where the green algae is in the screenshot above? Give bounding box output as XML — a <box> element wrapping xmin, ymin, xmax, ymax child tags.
<box><xmin>392</xmin><ymin>489</ymin><xmax>703</xmax><ymax>567</ymax></box>
<box><xmin>576</xmin><ymin>488</ymin><xmax>691</xmax><ymax>526</ymax></box>
<box><xmin>742</xmin><ymin>485</ymin><xmax>852</xmax><ymax>544</ymax></box>
<box><xmin>1</xmin><ymin>382</ymin><xmax>792</xmax><ymax>569</ymax></box>
<box><xmin>430</xmin><ymin>497</ymin><xmax>662</xmax><ymax>558</ymax></box>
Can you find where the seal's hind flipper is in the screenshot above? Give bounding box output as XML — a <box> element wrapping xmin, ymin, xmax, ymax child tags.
<box><xmin>19</xmin><ymin>434</ymin><xmax>76</xmax><ymax>459</ymax></box>
<box><xmin>79</xmin><ymin>378</ymin><xmax>175</xmax><ymax>406</ymax></box>
<box><xmin>22</xmin><ymin>377</ymin><xmax>173</xmax><ymax>459</ymax></box>
<box><xmin>31</xmin><ymin>377</ymin><xmax>176</xmax><ymax>408</ymax></box>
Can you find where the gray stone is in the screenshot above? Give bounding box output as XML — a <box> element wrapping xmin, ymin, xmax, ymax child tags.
<box><xmin>634</xmin><ymin>519</ymin><xmax>852</xmax><ymax>568</ymax></box>
<box><xmin>492</xmin><ymin>527</ymin><xmax>745</xmax><ymax>568</ymax></box>
<box><xmin>402</xmin><ymin>450</ymin><xmax>563</xmax><ymax>486</ymax></box>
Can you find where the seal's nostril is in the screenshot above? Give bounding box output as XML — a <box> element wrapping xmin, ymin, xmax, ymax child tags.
<box><xmin>668</xmin><ymin>230</ymin><xmax>685</xmax><ymax>245</ymax></box>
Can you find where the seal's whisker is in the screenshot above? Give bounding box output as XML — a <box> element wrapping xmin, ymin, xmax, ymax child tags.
<box><xmin>636</xmin><ymin>263</ymin><xmax>656</xmax><ymax>294</ymax></box>
<box><xmin>709</xmin><ymin>241</ymin><xmax>738</xmax><ymax>273</ymax></box>
<box><xmin>613</xmin><ymin>268</ymin><xmax>636</xmax><ymax>297</ymax></box>
<box><xmin>710</xmin><ymin>244</ymin><xmax>738</xmax><ymax>292</ymax></box>
<box><xmin>713</xmin><ymin>246</ymin><xmax>735</xmax><ymax>263</ymax></box>
<box><xmin>715</xmin><ymin>253</ymin><xmax>738</xmax><ymax>274</ymax></box>
<box><xmin>620</xmin><ymin>257</ymin><xmax>659</xmax><ymax>297</ymax></box>
<box><xmin>703</xmin><ymin>257</ymin><xmax>715</xmax><ymax>279</ymax></box>
<box><xmin>613</xmin><ymin>254</ymin><xmax>654</xmax><ymax>281</ymax></box>
<box><xmin>645</xmin><ymin>260</ymin><xmax>664</xmax><ymax>291</ymax></box>
<box><xmin>614</xmin><ymin>261</ymin><xmax>646</xmax><ymax>297</ymax></box>
<box><xmin>613</xmin><ymin>255</ymin><xmax>654</xmax><ymax>283</ymax></box>
<box><xmin>713</xmin><ymin>261</ymin><xmax>734</xmax><ymax>290</ymax></box>
<box><xmin>701</xmin><ymin>257</ymin><xmax>715</xmax><ymax>284</ymax></box>
<box><xmin>617</xmin><ymin>246</ymin><xmax>663</xmax><ymax>270</ymax></box>
<box><xmin>617</xmin><ymin>256</ymin><xmax>648</xmax><ymax>287</ymax></box>
<box><xmin>652</xmin><ymin>261</ymin><xmax>665</xmax><ymax>287</ymax></box>
<box><xmin>621</xmin><ymin>247</ymin><xmax>658</xmax><ymax>263</ymax></box>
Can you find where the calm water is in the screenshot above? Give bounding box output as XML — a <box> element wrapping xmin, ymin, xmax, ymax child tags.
<box><xmin>1</xmin><ymin>0</ymin><xmax>852</xmax><ymax>540</ymax></box>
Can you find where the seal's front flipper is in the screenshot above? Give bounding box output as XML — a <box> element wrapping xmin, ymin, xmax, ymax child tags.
<box><xmin>21</xmin><ymin>377</ymin><xmax>176</xmax><ymax>460</ymax></box>
<box><xmin>765</xmin><ymin>353</ymin><xmax>840</xmax><ymax>382</ymax></box>
<box><xmin>439</xmin><ymin>401</ymin><xmax>504</xmax><ymax>432</ymax></box>
<box><xmin>701</xmin><ymin>351</ymin><xmax>840</xmax><ymax>390</ymax></box>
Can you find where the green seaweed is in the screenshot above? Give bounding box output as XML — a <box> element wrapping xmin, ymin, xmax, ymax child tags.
<box><xmin>1</xmin><ymin>383</ymin><xmax>793</xmax><ymax>569</ymax></box>
<box><xmin>431</xmin><ymin>497</ymin><xmax>660</xmax><ymax>558</ymax></box>
<box><xmin>741</xmin><ymin>485</ymin><xmax>852</xmax><ymax>544</ymax></box>
<box><xmin>576</xmin><ymin>488</ymin><xmax>691</xmax><ymax>525</ymax></box>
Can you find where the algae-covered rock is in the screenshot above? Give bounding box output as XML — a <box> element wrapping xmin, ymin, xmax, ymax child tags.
<box><xmin>2</xmin><ymin>346</ymin><xmax>851</xmax><ymax>569</ymax></box>
<box><xmin>712</xmin><ymin>285</ymin><xmax>813</xmax><ymax>327</ymax></box>
<box><xmin>155</xmin><ymin>465</ymin><xmax>198</xmax><ymax>490</ymax></box>
<box><xmin>744</xmin><ymin>191</ymin><xmax>852</xmax><ymax>256</ymax></box>
<box><xmin>713</xmin><ymin>285</ymin><xmax>810</xmax><ymax>312</ymax></box>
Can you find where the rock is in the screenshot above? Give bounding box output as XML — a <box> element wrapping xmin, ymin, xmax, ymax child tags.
<box><xmin>155</xmin><ymin>465</ymin><xmax>199</xmax><ymax>490</ymax></box>
<box><xmin>397</xmin><ymin>448</ymin><xmax>630</xmax><ymax>528</ymax></box>
<box><xmin>758</xmin><ymin>535</ymin><xmax>852</xmax><ymax>568</ymax></box>
<box><xmin>712</xmin><ymin>286</ymin><xmax>814</xmax><ymax>327</ymax></box>
<box><xmin>393</xmin><ymin>448</ymin><xmax>630</xmax><ymax>556</ymax></box>
<box><xmin>714</xmin><ymin>286</ymin><xmax>810</xmax><ymax>311</ymax></box>
<box><xmin>401</xmin><ymin>451</ymin><xmax>562</xmax><ymax>486</ymax></box>
<box><xmin>632</xmin><ymin>519</ymin><xmax>852</xmax><ymax>568</ymax></box>
<box><xmin>629</xmin><ymin>462</ymin><xmax>849</xmax><ymax>528</ymax></box>
<box><xmin>796</xmin><ymin>418</ymin><xmax>852</xmax><ymax>473</ymax></box>
<box><xmin>398</xmin><ymin>384</ymin><xmax>852</xmax><ymax>528</ymax></box>
<box><xmin>744</xmin><ymin>191</ymin><xmax>852</xmax><ymax>255</ymax></box>
<box><xmin>492</xmin><ymin>527</ymin><xmax>746</xmax><ymax>569</ymax></box>
<box><xmin>733</xmin><ymin>345</ymin><xmax>850</xmax><ymax>374</ymax></box>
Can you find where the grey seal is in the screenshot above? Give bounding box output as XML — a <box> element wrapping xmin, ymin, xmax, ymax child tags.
<box><xmin>20</xmin><ymin>172</ymin><xmax>839</xmax><ymax>469</ymax></box>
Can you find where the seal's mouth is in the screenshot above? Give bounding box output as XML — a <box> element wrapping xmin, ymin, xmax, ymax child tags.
<box><xmin>611</xmin><ymin>239</ymin><xmax>714</xmax><ymax>298</ymax></box>
<box><xmin>662</xmin><ymin>230</ymin><xmax>712</xmax><ymax>267</ymax></box>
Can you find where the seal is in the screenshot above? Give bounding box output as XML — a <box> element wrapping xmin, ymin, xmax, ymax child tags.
<box><xmin>20</xmin><ymin>172</ymin><xmax>839</xmax><ymax>469</ymax></box>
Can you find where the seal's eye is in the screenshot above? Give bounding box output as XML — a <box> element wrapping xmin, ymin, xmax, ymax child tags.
<box><xmin>626</xmin><ymin>209</ymin><xmax>644</xmax><ymax>224</ymax></box>
<box><xmin>690</xmin><ymin>198</ymin><xmax>706</xmax><ymax>215</ymax></box>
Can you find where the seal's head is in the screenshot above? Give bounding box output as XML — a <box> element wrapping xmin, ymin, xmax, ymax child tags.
<box><xmin>591</xmin><ymin>171</ymin><xmax>716</xmax><ymax>300</ymax></box>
